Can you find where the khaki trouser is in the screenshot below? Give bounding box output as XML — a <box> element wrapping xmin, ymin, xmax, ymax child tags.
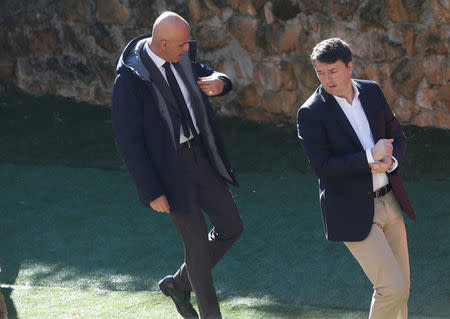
<box><xmin>345</xmin><ymin>191</ymin><xmax>410</xmax><ymax>319</ymax></box>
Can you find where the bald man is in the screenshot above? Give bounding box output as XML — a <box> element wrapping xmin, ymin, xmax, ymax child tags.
<box><xmin>111</xmin><ymin>12</ymin><xmax>243</xmax><ymax>319</ymax></box>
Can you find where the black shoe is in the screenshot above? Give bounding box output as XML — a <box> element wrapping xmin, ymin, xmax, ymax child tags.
<box><xmin>159</xmin><ymin>276</ymin><xmax>199</xmax><ymax>319</ymax></box>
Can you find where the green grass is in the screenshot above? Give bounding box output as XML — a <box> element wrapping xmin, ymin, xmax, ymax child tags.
<box><xmin>4</xmin><ymin>284</ymin><xmax>374</xmax><ymax>319</ymax></box>
<box><xmin>0</xmin><ymin>91</ymin><xmax>449</xmax><ymax>318</ymax></box>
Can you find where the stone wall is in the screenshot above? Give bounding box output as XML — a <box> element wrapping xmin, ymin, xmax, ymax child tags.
<box><xmin>0</xmin><ymin>0</ymin><xmax>449</xmax><ymax>128</ymax></box>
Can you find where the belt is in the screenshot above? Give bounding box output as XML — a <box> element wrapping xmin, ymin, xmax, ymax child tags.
<box><xmin>373</xmin><ymin>183</ymin><xmax>392</xmax><ymax>198</ymax></box>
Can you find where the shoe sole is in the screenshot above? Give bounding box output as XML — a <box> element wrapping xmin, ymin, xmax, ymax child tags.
<box><xmin>158</xmin><ymin>277</ymin><xmax>172</xmax><ymax>299</ymax></box>
<box><xmin>159</xmin><ymin>280</ymin><xmax>170</xmax><ymax>297</ymax></box>
<box><xmin>158</xmin><ymin>277</ymin><xmax>198</xmax><ymax>319</ymax></box>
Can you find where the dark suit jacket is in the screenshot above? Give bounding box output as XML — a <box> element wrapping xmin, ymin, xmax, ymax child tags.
<box><xmin>297</xmin><ymin>80</ymin><xmax>415</xmax><ymax>242</ymax></box>
<box><xmin>111</xmin><ymin>34</ymin><xmax>237</xmax><ymax>212</ymax></box>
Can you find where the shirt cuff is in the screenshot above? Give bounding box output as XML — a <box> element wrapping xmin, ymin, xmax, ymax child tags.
<box><xmin>387</xmin><ymin>156</ymin><xmax>398</xmax><ymax>173</ymax></box>
<box><xmin>366</xmin><ymin>149</ymin><xmax>375</xmax><ymax>164</ymax></box>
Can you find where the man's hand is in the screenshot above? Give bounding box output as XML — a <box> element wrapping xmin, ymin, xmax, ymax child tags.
<box><xmin>369</xmin><ymin>156</ymin><xmax>393</xmax><ymax>174</ymax></box>
<box><xmin>371</xmin><ymin>139</ymin><xmax>394</xmax><ymax>161</ymax></box>
<box><xmin>197</xmin><ymin>75</ymin><xmax>225</xmax><ymax>96</ymax></box>
<box><xmin>150</xmin><ymin>195</ymin><xmax>171</xmax><ymax>213</ymax></box>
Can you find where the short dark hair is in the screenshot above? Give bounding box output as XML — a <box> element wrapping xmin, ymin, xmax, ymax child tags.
<box><xmin>310</xmin><ymin>38</ymin><xmax>352</xmax><ymax>66</ymax></box>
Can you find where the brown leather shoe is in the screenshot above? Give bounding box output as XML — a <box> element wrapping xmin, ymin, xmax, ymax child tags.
<box><xmin>159</xmin><ymin>276</ymin><xmax>198</xmax><ymax>318</ymax></box>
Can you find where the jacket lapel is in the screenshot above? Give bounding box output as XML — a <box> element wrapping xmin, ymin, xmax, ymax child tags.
<box><xmin>320</xmin><ymin>86</ymin><xmax>364</xmax><ymax>150</ymax></box>
<box><xmin>139</xmin><ymin>47</ymin><xmax>181</xmax><ymax>120</ymax></box>
<box><xmin>173</xmin><ymin>58</ymin><xmax>205</xmax><ymax>129</ymax></box>
<box><xmin>357</xmin><ymin>82</ymin><xmax>379</xmax><ymax>141</ymax></box>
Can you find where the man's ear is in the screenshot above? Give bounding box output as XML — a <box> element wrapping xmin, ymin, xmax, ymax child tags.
<box><xmin>160</xmin><ymin>39</ymin><xmax>168</xmax><ymax>50</ymax></box>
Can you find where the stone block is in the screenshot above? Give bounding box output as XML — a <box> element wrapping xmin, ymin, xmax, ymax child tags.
<box><xmin>252</xmin><ymin>0</ymin><xmax>267</xmax><ymax>9</ymax></box>
<box><xmin>226</xmin><ymin>0</ymin><xmax>239</xmax><ymax>10</ymax></box>
<box><xmin>278</xmin><ymin>23</ymin><xmax>300</xmax><ymax>54</ymax></box>
<box><xmin>228</xmin><ymin>16</ymin><xmax>258</xmax><ymax>53</ymax></box>
<box><xmin>271</xmin><ymin>0</ymin><xmax>300</xmax><ymax>21</ymax></box>
<box><xmin>57</xmin><ymin>0</ymin><xmax>90</xmax><ymax>25</ymax></box>
<box><xmin>264</xmin><ymin>2</ymin><xmax>275</xmax><ymax>24</ymax></box>
<box><xmin>77</xmin><ymin>87</ymin><xmax>91</xmax><ymax>102</ymax></box>
<box><xmin>320</xmin><ymin>20</ymin><xmax>369</xmax><ymax>59</ymax></box>
<box><xmin>62</xmin><ymin>26</ymin><xmax>84</xmax><ymax>54</ymax></box>
<box><xmin>382</xmin><ymin>80</ymin><xmax>399</xmax><ymax>105</ymax></box>
<box><xmin>281</xmin><ymin>61</ymin><xmax>297</xmax><ymax>90</ymax></box>
<box><xmin>360</xmin><ymin>64</ymin><xmax>381</xmax><ymax>83</ymax></box>
<box><xmin>392</xmin><ymin>98</ymin><xmax>417</xmax><ymax>123</ymax></box>
<box><xmin>91</xmin><ymin>23</ymin><xmax>117</xmax><ymax>53</ymax></box>
<box><xmin>256</xmin><ymin>22</ymin><xmax>282</xmax><ymax>54</ymax></box>
<box><xmin>187</xmin><ymin>0</ymin><xmax>209</xmax><ymax>23</ymax></box>
<box><xmin>33</xmin><ymin>30</ymin><xmax>61</xmax><ymax>55</ymax></box>
<box><xmin>272</xmin><ymin>61</ymin><xmax>296</xmax><ymax>91</ymax></box>
<box><xmin>271</xmin><ymin>64</ymin><xmax>283</xmax><ymax>91</ymax></box>
<box><xmin>202</xmin><ymin>0</ymin><xmax>223</xmax><ymax>19</ymax></box>
<box><xmin>192</xmin><ymin>23</ymin><xmax>231</xmax><ymax>51</ymax></box>
<box><xmin>94</xmin><ymin>86</ymin><xmax>111</xmax><ymax>105</ymax></box>
<box><xmin>417</xmin><ymin>24</ymin><xmax>449</xmax><ymax>55</ymax></box>
<box><xmin>97</xmin><ymin>0</ymin><xmax>129</xmax><ymax>25</ymax></box>
<box><xmin>416</xmin><ymin>88</ymin><xmax>436</xmax><ymax>110</ymax></box>
<box><xmin>429</xmin><ymin>0</ymin><xmax>450</xmax><ymax>24</ymax></box>
<box><xmin>239</xmin><ymin>0</ymin><xmax>257</xmax><ymax>16</ymax></box>
<box><xmin>245</xmin><ymin>107</ymin><xmax>273</xmax><ymax>123</ymax></box>
<box><xmin>395</xmin><ymin>24</ymin><xmax>417</xmax><ymax>56</ymax></box>
<box><xmin>330</xmin><ymin>0</ymin><xmax>360</xmax><ymax>21</ymax></box>
<box><xmin>131</xmin><ymin>1</ymin><xmax>159</xmax><ymax>28</ymax></box>
<box><xmin>359</xmin><ymin>1</ymin><xmax>385</xmax><ymax>32</ymax></box>
<box><xmin>446</xmin><ymin>60</ymin><xmax>450</xmax><ymax>83</ymax></box>
<box><xmin>432</xmin><ymin>109</ymin><xmax>450</xmax><ymax>128</ymax></box>
<box><xmin>262</xmin><ymin>90</ymin><xmax>283</xmax><ymax>114</ymax></box>
<box><xmin>6</xmin><ymin>28</ymin><xmax>32</xmax><ymax>57</ymax></box>
<box><xmin>391</xmin><ymin>58</ymin><xmax>424</xmax><ymax>99</ymax></box>
<box><xmin>423</xmin><ymin>56</ymin><xmax>446</xmax><ymax>85</ymax></box>
<box><xmin>297</xmin><ymin>0</ymin><xmax>326</xmax><ymax>15</ymax></box>
<box><xmin>0</xmin><ymin>59</ymin><xmax>15</xmax><ymax>81</ymax></box>
<box><xmin>380</xmin><ymin>64</ymin><xmax>392</xmax><ymax>79</ymax></box>
<box><xmin>369</xmin><ymin>31</ymin><xmax>405</xmax><ymax>62</ymax></box>
<box><xmin>296</xmin><ymin>28</ymin><xmax>314</xmax><ymax>56</ymax></box>
<box><xmin>413</xmin><ymin>111</ymin><xmax>433</xmax><ymax>127</ymax></box>
<box><xmin>26</xmin><ymin>82</ymin><xmax>43</xmax><ymax>96</ymax></box>
<box><xmin>238</xmin><ymin>84</ymin><xmax>260</xmax><ymax>108</ymax></box>
<box><xmin>436</xmin><ymin>84</ymin><xmax>450</xmax><ymax>112</ymax></box>
<box><xmin>385</xmin><ymin>0</ymin><xmax>425</xmax><ymax>22</ymax></box>
<box><xmin>292</xmin><ymin>56</ymin><xmax>319</xmax><ymax>91</ymax></box>
<box><xmin>253</xmin><ymin>63</ymin><xmax>269</xmax><ymax>90</ymax></box>
<box><xmin>234</xmin><ymin>62</ymin><xmax>243</xmax><ymax>79</ymax></box>
<box><xmin>280</xmin><ymin>90</ymin><xmax>298</xmax><ymax>114</ymax></box>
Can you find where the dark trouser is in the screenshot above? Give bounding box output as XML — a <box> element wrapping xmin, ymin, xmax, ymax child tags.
<box><xmin>170</xmin><ymin>141</ymin><xmax>243</xmax><ymax>319</ymax></box>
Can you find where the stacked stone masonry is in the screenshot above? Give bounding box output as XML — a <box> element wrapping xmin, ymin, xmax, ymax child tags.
<box><xmin>0</xmin><ymin>0</ymin><xmax>449</xmax><ymax>128</ymax></box>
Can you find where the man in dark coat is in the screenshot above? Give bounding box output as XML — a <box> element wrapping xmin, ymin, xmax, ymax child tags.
<box><xmin>297</xmin><ymin>38</ymin><xmax>415</xmax><ymax>319</ymax></box>
<box><xmin>111</xmin><ymin>12</ymin><xmax>243</xmax><ymax>319</ymax></box>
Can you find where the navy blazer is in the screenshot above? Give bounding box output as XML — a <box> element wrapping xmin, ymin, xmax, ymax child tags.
<box><xmin>297</xmin><ymin>80</ymin><xmax>415</xmax><ymax>242</ymax></box>
<box><xmin>111</xmin><ymin>34</ymin><xmax>237</xmax><ymax>212</ymax></box>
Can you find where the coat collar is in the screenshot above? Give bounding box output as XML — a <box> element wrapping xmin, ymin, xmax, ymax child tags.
<box><xmin>318</xmin><ymin>80</ymin><xmax>379</xmax><ymax>149</ymax></box>
<box><xmin>139</xmin><ymin>45</ymin><xmax>180</xmax><ymax>116</ymax></box>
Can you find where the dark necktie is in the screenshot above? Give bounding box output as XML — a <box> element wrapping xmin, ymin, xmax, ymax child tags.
<box><xmin>162</xmin><ymin>62</ymin><xmax>197</xmax><ymax>139</ymax></box>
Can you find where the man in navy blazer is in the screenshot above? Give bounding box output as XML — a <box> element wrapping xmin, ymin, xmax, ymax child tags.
<box><xmin>297</xmin><ymin>38</ymin><xmax>415</xmax><ymax>319</ymax></box>
<box><xmin>111</xmin><ymin>12</ymin><xmax>243</xmax><ymax>319</ymax></box>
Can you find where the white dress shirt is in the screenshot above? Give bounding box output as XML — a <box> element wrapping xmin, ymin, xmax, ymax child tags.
<box><xmin>145</xmin><ymin>43</ymin><xmax>199</xmax><ymax>143</ymax></box>
<box><xmin>333</xmin><ymin>80</ymin><xmax>397</xmax><ymax>191</ymax></box>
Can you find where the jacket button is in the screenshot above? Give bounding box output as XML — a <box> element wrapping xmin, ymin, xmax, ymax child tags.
<box><xmin>367</xmin><ymin>191</ymin><xmax>372</xmax><ymax>195</ymax></box>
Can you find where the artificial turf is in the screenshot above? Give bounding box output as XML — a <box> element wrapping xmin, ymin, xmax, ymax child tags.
<box><xmin>0</xmin><ymin>91</ymin><xmax>449</xmax><ymax>318</ymax></box>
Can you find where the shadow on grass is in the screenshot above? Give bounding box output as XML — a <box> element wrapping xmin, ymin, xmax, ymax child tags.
<box><xmin>0</xmin><ymin>91</ymin><xmax>449</xmax><ymax>318</ymax></box>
